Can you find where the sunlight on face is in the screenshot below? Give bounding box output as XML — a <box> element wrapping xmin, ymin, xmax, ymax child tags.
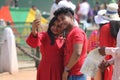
<box><xmin>57</xmin><ymin>14</ymin><xmax>72</xmax><ymax>30</ymax></box>
<box><xmin>51</xmin><ymin>20</ymin><xmax>64</xmax><ymax>35</ymax></box>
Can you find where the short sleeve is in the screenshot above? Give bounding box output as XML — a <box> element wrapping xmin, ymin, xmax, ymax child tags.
<box><xmin>73</xmin><ymin>29</ymin><xmax>85</xmax><ymax>44</ymax></box>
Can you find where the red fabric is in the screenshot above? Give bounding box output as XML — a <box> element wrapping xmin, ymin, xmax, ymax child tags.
<box><xmin>99</xmin><ymin>23</ymin><xmax>115</xmax><ymax>80</ymax></box>
<box><xmin>99</xmin><ymin>23</ymin><xmax>116</xmax><ymax>47</ymax></box>
<box><xmin>87</xmin><ymin>30</ymin><xmax>99</xmax><ymax>53</ymax></box>
<box><xmin>0</xmin><ymin>6</ymin><xmax>14</xmax><ymax>25</ymax></box>
<box><xmin>64</xmin><ymin>27</ymin><xmax>87</xmax><ymax>76</ymax></box>
<box><xmin>26</xmin><ymin>32</ymin><xmax>64</xmax><ymax>80</ymax></box>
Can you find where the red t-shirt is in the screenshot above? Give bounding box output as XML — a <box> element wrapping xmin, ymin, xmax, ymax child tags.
<box><xmin>99</xmin><ymin>23</ymin><xmax>116</xmax><ymax>47</ymax></box>
<box><xmin>64</xmin><ymin>27</ymin><xmax>87</xmax><ymax>76</ymax></box>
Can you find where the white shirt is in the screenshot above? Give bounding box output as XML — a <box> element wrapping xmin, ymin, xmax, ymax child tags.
<box><xmin>78</xmin><ymin>2</ymin><xmax>90</xmax><ymax>16</ymax></box>
<box><xmin>50</xmin><ymin>2</ymin><xmax>59</xmax><ymax>19</ymax></box>
<box><xmin>58</xmin><ymin>0</ymin><xmax>76</xmax><ymax>11</ymax></box>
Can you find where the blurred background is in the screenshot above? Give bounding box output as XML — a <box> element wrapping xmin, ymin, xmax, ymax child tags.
<box><xmin>0</xmin><ymin>0</ymin><xmax>114</xmax><ymax>13</ymax></box>
<box><xmin>0</xmin><ymin>0</ymin><xmax>117</xmax><ymax>72</ymax></box>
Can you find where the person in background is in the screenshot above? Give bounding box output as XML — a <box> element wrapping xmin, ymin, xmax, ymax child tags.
<box><xmin>88</xmin><ymin>9</ymin><xmax>109</xmax><ymax>53</ymax></box>
<box><xmin>31</xmin><ymin>5</ymin><xmax>41</xmax><ymax>23</ymax></box>
<box><xmin>94</xmin><ymin>9</ymin><xmax>112</xmax><ymax>80</ymax></box>
<box><xmin>58</xmin><ymin>0</ymin><xmax>76</xmax><ymax>11</ymax></box>
<box><xmin>50</xmin><ymin>0</ymin><xmax>61</xmax><ymax>19</ymax></box>
<box><xmin>26</xmin><ymin>17</ymin><xmax>65</xmax><ymax>80</ymax></box>
<box><xmin>97</xmin><ymin>3</ymin><xmax>120</xmax><ymax>80</ymax></box>
<box><xmin>93</xmin><ymin>1</ymin><xmax>100</xmax><ymax>16</ymax></box>
<box><xmin>31</xmin><ymin>5</ymin><xmax>41</xmax><ymax>13</ymax></box>
<box><xmin>88</xmin><ymin>9</ymin><xmax>110</xmax><ymax>80</ymax></box>
<box><xmin>54</xmin><ymin>7</ymin><xmax>87</xmax><ymax>80</ymax></box>
<box><xmin>77</xmin><ymin>0</ymin><xmax>90</xmax><ymax>22</ymax></box>
<box><xmin>98</xmin><ymin>45</ymin><xmax>120</xmax><ymax>80</ymax></box>
<box><xmin>75</xmin><ymin>1</ymin><xmax>81</xmax><ymax>24</ymax></box>
<box><xmin>77</xmin><ymin>0</ymin><xmax>91</xmax><ymax>31</ymax></box>
<box><xmin>98</xmin><ymin>2</ymin><xmax>120</xmax><ymax>80</ymax></box>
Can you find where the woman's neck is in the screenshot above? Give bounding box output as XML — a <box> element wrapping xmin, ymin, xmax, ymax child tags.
<box><xmin>67</xmin><ymin>22</ymin><xmax>75</xmax><ymax>32</ymax></box>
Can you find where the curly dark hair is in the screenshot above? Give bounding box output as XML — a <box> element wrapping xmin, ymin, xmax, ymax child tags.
<box><xmin>54</xmin><ymin>7</ymin><xmax>74</xmax><ymax>17</ymax></box>
<box><xmin>47</xmin><ymin>17</ymin><xmax>57</xmax><ymax>45</ymax></box>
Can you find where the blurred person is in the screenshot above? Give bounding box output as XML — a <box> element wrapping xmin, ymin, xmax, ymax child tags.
<box><xmin>100</xmin><ymin>3</ymin><xmax>120</xmax><ymax>49</ymax></box>
<box><xmin>94</xmin><ymin>10</ymin><xmax>108</xmax><ymax>80</ymax></box>
<box><xmin>88</xmin><ymin>9</ymin><xmax>110</xmax><ymax>80</ymax></box>
<box><xmin>83</xmin><ymin>17</ymin><xmax>93</xmax><ymax>31</ymax></box>
<box><xmin>50</xmin><ymin>0</ymin><xmax>76</xmax><ymax>20</ymax></box>
<box><xmin>58</xmin><ymin>0</ymin><xmax>76</xmax><ymax>11</ymax></box>
<box><xmin>77</xmin><ymin>0</ymin><xmax>90</xmax><ymax>22</ymax></box>
<box><xmin>31</xmin><ymin>5</ymin><xmax>38</xmax><ymax>11</ymax></box>
<box><xmin>97</xmin><ymin>3</ymin><xmax>120</xmax><ymax>80</ymax></box>
<box><xmin>31</xmin><ymin>5</ymin><xmax>41</xmax><ymax>19</ymax></box>
<box><xmin>98</xmin><ymin>45</ymin><xmax>120</xmax><ymax>80</ymax></box>
<box><xmin>14</xmin><ymin>0</ymin><xmax>18</xmax><ymax>7</ymax></box>
<box><xmin>87</xmin><ymin>7</ymin><xmax>94</xmax><ymax>24</ymax></box>
<box><xmin>99</xmin><ymin>46</ymin><xmax>119</xmax><ymax>80</ymax></box>
<box><xmin>50</xmin><ymin>0</ymin><xmax>61</xmax><ymax>19</ymax></box>
<box><xmin>88</xmin><ymin>9</ymin><xmax>109</xmax><ymax>53</ymax></box>
<box><xmin>0</xmin><ymin>27</ymin><xmax>18</xmax><ymax>74</ymax></box>
<box><xmin>26</xmin><ymin>17</ymin><xmax>65</xmax><ymax>80</ymax></box>
<box><xmin>100</xmin><ymin>2</ymin><xmax>107</xmax><ymax>9</ymax></box>
<box><xmin>98</xmin><ymin>1</ymin><xmax>120</xmax><ymax>80</ymax></box>
<box><xmin>54</xmin><ymin>7</ymin><xmax>87</xmax><ymax>80</ymax></box>
<box><xmin>75</xmin><ymin>1</ymin><xmax>81</xmax><ymax>24</ymax></box>
<box><xmin>93</xmin><ymin>1</ymin><xmax>100</xmax><ymax>16</ymax></box>
<box><xmin>77</xmin><ymin>0</ymin><xmax>91</xmax><ymax>31</ymax></box>
<box><xmin>88</xmin><ymin>3</ymin><xmax>120</xmax><ymax>79</ymax></box>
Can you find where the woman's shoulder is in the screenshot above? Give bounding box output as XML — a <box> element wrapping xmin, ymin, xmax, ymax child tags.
<box><xmin>101</xmin><ymin>23</ymin><xmax>110</xmax><ymax>30</ymax></box>
<box><xmin>102</xmin><ymin>23</ymin><xmax>110</xmax><ymax>28</ymax></box>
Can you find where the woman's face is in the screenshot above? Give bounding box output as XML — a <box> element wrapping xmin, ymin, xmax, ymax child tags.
<box><xmin>51</xmin><ymin>20</ymin><xmax>64</xmax><ymax>35</ymax></box>
<box><xmin>57</xmin><ymin>14</ymin><xmax>72</xmax><ymax>31</ymax></box>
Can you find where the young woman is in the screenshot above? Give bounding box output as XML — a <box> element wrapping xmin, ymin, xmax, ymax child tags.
<box><xmin>26</xmin><ymin>17</ymin><xmax>65</xmax><ymax>80</ymax></box>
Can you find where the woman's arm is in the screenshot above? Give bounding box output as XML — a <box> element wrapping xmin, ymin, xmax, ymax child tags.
<box><xmin>105</xmin><ymin>47</ymin><xmax>120</xmax><ymax>55</ymax></box>
<box><xmin>99</xmin><ymin>46</ymin><xmax>120</xmax><ymax>56</ymax></box>
<box><xmin>26</xmin><ymin>19</ymin><xmax>45</xmax><ymax>48</ymax></box>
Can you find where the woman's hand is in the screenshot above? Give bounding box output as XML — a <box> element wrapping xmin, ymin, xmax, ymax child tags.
<box><xmin>32</xmin><ymin>19</ymin><xmax>41</xmax><ymax>36</ymax></box>
<box><xmin>62</xmin><ymin>71</ymin><xmax>68</xmax><ymax>80</ymax></box>
<box><xmin>99</xmin><ymin>60</ymin><xmax>110</xmax><ymax>72</ymax></box>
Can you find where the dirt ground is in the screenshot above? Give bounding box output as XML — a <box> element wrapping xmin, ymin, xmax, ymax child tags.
<box><xmin>0</xmin><ymin>68</ymin><xmax>91</xmax><ymax>80</ymax></box>
<box><xmin>0</xmin><ymin>67</ymin><xmax>37</xmax><ymax>80</ymax></box>
<box><xmin>0</xmin><ymin>61</ymin><xmax>92</xmax><ymax>80</ymax></box>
